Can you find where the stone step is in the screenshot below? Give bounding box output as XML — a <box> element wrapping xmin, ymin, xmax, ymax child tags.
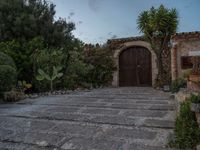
<box><xmin>66</xmin><ymin>95</ymin><xmax>171</xmax><ymax>100</ymax></box>
<box><xmin>0</xmin><ymin>110</ymin><xmax>175</xmax><ymax>129</ymax></box>
<box><xmin>0</xmin><ymin>141</ymin><xmax>51</xmax><ymax>150</ymax></box>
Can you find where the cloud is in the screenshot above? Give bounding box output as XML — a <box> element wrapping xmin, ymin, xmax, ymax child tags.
<box><xmin>67</xmin><ymin>11</ymin><xmax>75</xmax><ymax>20</ymax></box>
<box><xmin>107</xmin><ymin>32</ymin><xmax>118</xmax><ymax>39</ymax></box>
<box><xmin>88</xmin><ymin>0</ymin><xmax>104</xmax><ymax>12</ymax></box>
<box><xmin>184</xmin><ymin>2</ymin><xmax>192</xmax><ymax>9</ymax></box>
<box><xmin>83</xmin><ymin>37</ymin><xmax>88</xmax><ymax>41</ymax></box>
<box><xmin>98</xmin><ymin>36</ymin><xmax>103</xmax><ymax>39</ymax></box>
<box><xmin>111</xmin><ymin>35</ymin><xmax>118</xmax><ymax>39</ymax></box>
<box><xmin>76</xmin><ymin>21</ymin><xmax>83</xmax><ymax>26</ymax></box>
<box><xmin>108</xmin><ymin>32</ymin><xmax>112</xmax><ymax>35</ymax></box>
<box><xmin>79</xmin><ymin>32</ymin><xmax>83</xmax><ymax>36</ymax></box>
<box><xmin>78</xmin><ymin>21</ymin><xmax>83</xmax><ymax>24</ymax></box>
<box><xmin>69</xmin><ymin>12</ymin><xmax>75</xmax><ymax>16</ymax></box>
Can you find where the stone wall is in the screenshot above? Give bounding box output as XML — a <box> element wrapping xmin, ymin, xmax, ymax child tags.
<box><xmin>108</xmin><ymin>31</ymin><xmax>200</xmax><ymax>87</ymax></box>
<box><xmin>171</xmin><ymin>32</ymin><xmax>200</xmax><ymax>80</ymax></box>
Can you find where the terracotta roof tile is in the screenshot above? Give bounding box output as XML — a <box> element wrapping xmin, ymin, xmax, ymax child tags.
<box><xmin>107</xmin><ymin>36</ymin><xmax>144</xmax><ymax>44</ymax></box>
<box><xmin>171</xmin><ymin>31</ymin><xmax>200</xmax><ymax>40</ymax></box>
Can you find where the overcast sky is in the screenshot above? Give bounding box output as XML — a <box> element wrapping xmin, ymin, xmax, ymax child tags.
<box><xmin>50</xmin><ymin>0</ymin><xmax>200</xmax><ymax>44</ymax></box>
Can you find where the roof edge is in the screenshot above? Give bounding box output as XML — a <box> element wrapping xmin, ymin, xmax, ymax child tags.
<box><xmin>108</xmin><ymin>31</ymin><xmax>200</xmax><ymax>44</ymax></box>
<box><xmin>107</xmin><ymin>36</ymin><xmax>144</xmax><ymax>43</ymax></box>
<box><xmin>171</xmin><ymin>31</ymin><xmax>200</xmax><ymax>39</ymax></box>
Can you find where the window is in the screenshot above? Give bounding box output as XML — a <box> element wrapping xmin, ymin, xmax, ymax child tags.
<box><xmin>181</xmin><ymin>56</ymin><xmax>193</xmax><ymax>69</ymax></box>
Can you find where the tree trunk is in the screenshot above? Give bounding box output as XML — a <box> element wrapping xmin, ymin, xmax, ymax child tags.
<box><xmin>156</xmin><ymin>51</ymin><xmax>165</xmax><ymax>87</ymax></box>
<box><xmin>152</xmin><ymin>40</ymin><xmax>171</xmax><ymax>87</ymax></box>
<box><xmin>162</xmin><ymin>47</ymin><xmax>171</xmax><ymax>85</ymax></box>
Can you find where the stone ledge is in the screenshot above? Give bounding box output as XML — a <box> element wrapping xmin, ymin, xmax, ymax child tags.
<box><xmin>174</xmin><ymin>88</ymin><xmax>200</xmax><ymax>114</ymax></box>
<box><xmin>187</xmin><ymin>80</ymin><xmax>200</xmax><ymax>92</ymax></box>
<box><xmin>174</xmin><ymin>88</ymin><xmax>191</xmax><ymax>114</ymax></box>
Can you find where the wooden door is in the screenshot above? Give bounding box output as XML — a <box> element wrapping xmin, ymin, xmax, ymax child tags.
<box><xmin>119</xmin><ymin>46</ymin><xmax>152</xmax><ymax>86</ymax></box>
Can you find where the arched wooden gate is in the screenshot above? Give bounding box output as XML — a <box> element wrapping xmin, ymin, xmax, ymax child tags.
<box><xmin>119</xmin><ymin>46</ymin><xmax>152</xmax><ymax>86</ymax></box>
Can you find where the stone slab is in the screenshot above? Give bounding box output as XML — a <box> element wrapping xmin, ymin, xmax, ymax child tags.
<box><xmin>81</xmin><ymin>108</ymin><xmax>120</xmax><ymax>115</ymax></box>
<box><xmin>105</xmin><ymin>127</ymin><xmax>157</xmax><ymax>140</ymax></box>
<box><xmin>61</xmin><ymin>137</ymin><xmax>124</xmax><ymax>150</ymax></box>
<box><xmin>124</xmin><ymin>110</ymin><xmax>169</xmax><ymax>118</ymax></box>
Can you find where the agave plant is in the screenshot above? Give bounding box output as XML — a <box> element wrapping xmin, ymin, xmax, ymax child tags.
<box><xmin>36</xmin><ymin>66</ymin><xmax>63</xmax><ymax>92</ymax></box>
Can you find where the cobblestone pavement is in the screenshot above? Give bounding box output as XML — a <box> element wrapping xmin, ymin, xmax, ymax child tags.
<box><xmin>0</xmin><ymin>87</ymin><xmax>176</xmax><ymax>150</ymax></box>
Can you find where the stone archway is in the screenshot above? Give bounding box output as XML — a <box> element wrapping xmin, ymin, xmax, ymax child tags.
<box><xmin>112</xmin><ymin>41</ymin><xmax>157</xmax><ymax>87</ymax></box>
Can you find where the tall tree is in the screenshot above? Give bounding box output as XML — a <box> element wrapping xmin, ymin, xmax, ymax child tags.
<box><xmin>0</xmin><ymin>0</ymin><xmax>76</xmax><ymax>83</ymax></box>
<box><xmin>137</xmin><ymin>5</ymin><xmax>179</xmax><ymax>86</ymax></box>
<box><xmin>0</xmin><ymin>0</ymin><xmax>75</xmax><ymax>47</ymax></box>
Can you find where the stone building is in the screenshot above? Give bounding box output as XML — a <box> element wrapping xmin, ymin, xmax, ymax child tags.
<box><xmin>108</xmin><ymin>31</ymin><xmax>200</xmax><ymax>87</ymax></box>
<box><xmin>171</xmin><ymin>31</ymin><xmax>200</xmax><ymax>80</ymax></box>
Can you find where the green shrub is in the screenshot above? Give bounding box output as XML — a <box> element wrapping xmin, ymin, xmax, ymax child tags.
<box><xmin>3</xmin><ymin>90</ymin><xmax>25</xmax><ymax>102</ymax></box>
<box><xmin>170</xmin><ymin>78</ymin><xmax>187</xmax><ymax>93</ymax></box>
<box><xmin>0</xmin><ymin>65</ymin><xmax>17</xmax><ymax>92</ymax></box>
<box><xmin>0</xmin><ymin>53</ymin><xmax>17</xmax><ymax>95</ymax></box>
<box><xmin>190</xmin><ymin>94</ymin><xmax>200</xmax><ymax>104</ymax></box>
<box><xmin>64</xmin><ymin>56</ymin><xmax>93</xmax><ymax>89</ymax></box>
<box><xmin>169</xmin><ymin>100</ymin><xmax>200</xmax><ymax>149</ymax></box>
<box><xmin>85</xmin><ymin>46</ymin><xmax>116</xmax><ymax>87</ymax></box>
<box><xmin>0</xmin><ymin>52</ymin><xmax>16</xmax><ymax>68</ymax></box>
<box><xmin>63</xmin><ymin>75</ymin><xmax>77</xmax><ymax>90</ymax></box>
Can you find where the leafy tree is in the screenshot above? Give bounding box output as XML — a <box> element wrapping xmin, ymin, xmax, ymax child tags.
<box><xmin>0</xmin><ymin>0</ymin><xmax>116</xmax><ymax>92</ymax></box>
<box><xmin>0</xmin><ymin>65</ymin><xmax>17</xmax><ymax>92</ymax></box>
<box><xmin>64</xmin><ymin>50</ymin><xmax>93</xmax><ymax>89</ymax></box>
<box><xmin>137</xmin><ymin>5</ymin><xmax>179</xmax><ymax>86</ymax></box>
<box><xmin>0</xmin><ymin>40</ymin><xmax>35</xmax><ymax>81</ymax></box>
<box><xmin>85</xmin><ymin>45</ymin><xmax>116</xmax><ymax>87</ymax></box>
<box><xmin>0</xmin><ymin>0</ymin><xmax>76</xmax><ymax>85</ymax></box>
<box><xmin>0</xmin><ymin>0</ymin><xmax>75</xmax><ymax>47</ymax></box>
<box><xmin>0</xmin><ymin>53</ymin><xmax>17</xmax><ymax>95</ymax></box>
<box><xmin>0</xmin><ymin>52</ymin><xmax>16</xmax><ymax>68</ymax></box>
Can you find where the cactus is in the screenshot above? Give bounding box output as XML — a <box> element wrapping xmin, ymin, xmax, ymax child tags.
<box><xmin>36</xmin><ymin>66</ymin><xmax>63</xmax><ymax>92</ymax></box>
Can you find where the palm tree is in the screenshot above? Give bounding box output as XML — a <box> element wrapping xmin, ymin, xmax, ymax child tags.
<box><xmin>137</xmin><ymin>4</ymin><xmax>179</xmax><ymax>86</ymax></box>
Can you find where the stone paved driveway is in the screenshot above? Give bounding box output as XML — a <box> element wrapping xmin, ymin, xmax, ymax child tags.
<box><xmin>0</xmin><ymin>87</ymin><xmax>176</xmax><ymax>150</ymax></box>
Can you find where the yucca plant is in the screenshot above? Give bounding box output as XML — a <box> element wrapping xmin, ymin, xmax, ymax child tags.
<box><xmin>137</xmin><ymin>5</ymin><xmax>179</xmax><ymax>86</ymax></box>
<box><xmin>36</xmin><ymin>66</ymin><xmax>63</xmax><ymax>92</ymax></box>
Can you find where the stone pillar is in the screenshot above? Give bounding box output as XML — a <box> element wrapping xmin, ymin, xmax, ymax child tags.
<box><xmin>112</xmin><ymin>69</ymin><xmax>118</xmax><ymax>87</ymax></box>
<box><xmin>171</xmin><ymin>43</ymin><xmax>178</xmax><ymax>80</ymax></box>
<box><xmin>112</xmin><ymin>51</ymin><xmax>120</xmax><ymax>87</ymax></box>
